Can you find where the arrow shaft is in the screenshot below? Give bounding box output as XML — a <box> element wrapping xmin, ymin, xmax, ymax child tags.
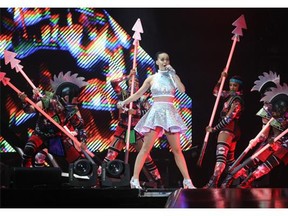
<box><xmin>229</xmin><ymin>147</ymin><xmax>250</xmax><ymax>173</ymax></box>
<box><xmin>230</xmin><ymin>126</ymin><xmax>288</xmax><ymax>176</ymax></box>
<box><xmin>197</xmin><ymin>37</ymin><xmax>239</xmax><ymax>167</ymax></box>
<box><xmin>271</xmin><ymin>127</ymin><xmax>288</xmax><ymax>147</ymax></box>
<box><xmin>252</xmin><ymin>117</ymin><xmax>274</xmax><ymax>143</ymax></box>
<box><xmin>6</xmin><ymin>80</ymin><xmax>94</xmax><ymax>157</ymax></box>
<box><xmin>124</xmin><ymin>114</ymin><xmax>133</xmax><ymax>163</ymax></box>
<box><xmin>228</xmin><ymin>117</ymin><xmax>274</xmax><ymax>172</ymax></box>
<box><xmin>132</xmin><ymin>41</ymin><xmax>139</xmax><ymax>68</ymax></box>
<box><xmin>17</xmin><ymin>65</ymin><xmax>43</xmax><ymax>97</ymax></box>
<box><xmin>225</xmin><ymin>37</ymin><xmax>238</xmax><ymax>71</ymax></box>
<box><xmin>124</xmin><ymin>40</ymin><xmax>139</xmax><ymax>164</ymax></box>
<box><xmin>18</xmin><ymin>66</ymin><xmax>37</xmax><ymax>89</ymax></box>
<box><xmin>197</xmin><ymin>76</ymin><xmax>227</xmax><ymax>166</ymax></box>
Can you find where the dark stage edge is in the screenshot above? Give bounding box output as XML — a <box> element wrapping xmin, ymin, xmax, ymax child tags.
<box><xmin>0</xmin><ymin>187</ymin><xmax>174</xmax><ymax>208</ymax></box>
<box><xmin>166</xmin><ymin>188</ymin><xmax>288</xmax><ymax>208</ymax></box>
<box><xmin>1</xmin><ymin>188</ymin><xmax>288</xmax><ymax>208</ymax></box>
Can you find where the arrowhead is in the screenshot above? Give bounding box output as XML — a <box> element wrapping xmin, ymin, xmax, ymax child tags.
<box><xmin>232</xmin><ymin>26</ymin><xmax>243</xmax><ymax>36</ymax></box>
<box><xmin>0</xmin><ymin>72</ymin><xmax>6</xmax><ymax>82</ymax></box>
<box><xmin>0</xmin><ymin>72</ymin><xmax>10</xmax><ymax>86</ymax></box>
<box><xmin>4</xmin><ymin>50</ymin><xmax>18</xmax><ymax>65</ymax></box>
<box><xmin>2</xmin><ymin>77</ymin><xmax>10</xmax><ymax>86</ymax></box>
<box><xmin>132</xmin><ymin>18</ymin><xmax>143</xmax><ymax>34</ymax></box>
<box><xmin>232</xmin><ymin>14</ymin><xmax>247</xmax><ymax>29</ymax></box>
<box><xmin>132</xmin><ymin>31</ymin><xmax>142</xmax><ymax>41</ymax></box>
<box><xmin>10</xmin><ymin>59</ymin><xmax>22</xmax><ymax>70</ymax></box>
<box><xmin>15</xmin><ymin>64</ymin><xmax>24</xmax><ymax>72</ymax></box>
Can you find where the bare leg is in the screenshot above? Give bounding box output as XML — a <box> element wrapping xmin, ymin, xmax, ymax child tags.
<box><xmin>132</xmin><ymin>128</ymin><xmax>160</xmax><ymax>180</ymax></box>
<box><xmin>166</xmin><ymin>132</ymin><xmax>195</xmax><ymax>188</ymax></box>
<box><xmin>166</xmin><ymin>132</ymin><xmax>190</xmax><ymax>179</ymax></box>
<box><xmin>134</xmin><ymin>139</ymin><xmax>162</xmax><ymax>182</ymax></box>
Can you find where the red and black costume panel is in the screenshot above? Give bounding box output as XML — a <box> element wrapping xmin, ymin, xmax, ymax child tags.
<box><xmin>22</xmin><ymin>93</ymin><xmax>86</xmax><ymax>167</ymax></box>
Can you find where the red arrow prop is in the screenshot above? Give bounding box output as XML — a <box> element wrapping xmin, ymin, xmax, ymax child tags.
<box><xmin>124</xmin><ymin>18</ymin><xmax>143</xmax><ymax>164</ymax></box>
<box><xmin>197</xmin><ymin>15</ymin><xmax>247</xmax><ymax>167</ymax></box>
<box><xmin>249</xmin><ymin>127</ymin><xmax>288</xmax><ymax>160</ymax></box>
<box><xmin>228</xmin><ymin>117</ymin><xmax>274</xmax><ymax>172</ymax></box>
<box><xmin>0</xmin><ymin>72</ymin><xmax>94</xmax><ymax>158</ymax></box>
<box><xmin>4</xmin><ymin>50</ymin><xmax>43</xmax><ymax>97</ymax></box>
<box><xmin>230</xmin><ymin>126</ymin><xmax>288</xmax><ymax>177</ymax></box>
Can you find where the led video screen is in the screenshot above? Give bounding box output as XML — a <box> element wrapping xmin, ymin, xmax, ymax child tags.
<box><xmin>0</xmin><ymin>8</ymin><xmax>192</xmax><ymax>153</ymax></box>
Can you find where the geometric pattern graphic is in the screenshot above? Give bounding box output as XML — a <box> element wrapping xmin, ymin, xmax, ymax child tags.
<box><xmin>0</xmin><ymin>8</ymin><xmax>192</xmax><ymax>153</ymax></box>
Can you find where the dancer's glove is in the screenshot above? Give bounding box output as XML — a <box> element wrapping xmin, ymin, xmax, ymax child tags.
<box><xmin>117</xmin><ymin>101</ymin><xmax>128</xmax><ymax>111</ymax></box>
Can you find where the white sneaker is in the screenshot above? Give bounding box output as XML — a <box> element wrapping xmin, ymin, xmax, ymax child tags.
<box><xmin>183</xmin><ymin>179</ymin><xmax>196</xmax><ymax>189</ymax></box>
<box><xmin>130</xmin><ymin>177</ymin><xmax>142</xmax><ymax>189</ymax></box>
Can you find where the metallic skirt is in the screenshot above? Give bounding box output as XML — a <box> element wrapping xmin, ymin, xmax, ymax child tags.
<box><xmin>134</xmin><ymin>102</ymin><xmax>187</xmax><ymax>137</ymax></box>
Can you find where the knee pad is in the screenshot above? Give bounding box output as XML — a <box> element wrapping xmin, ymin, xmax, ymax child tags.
<box><xmin>144</xmin><ymin>160</ymin><xmax>157</xmax><ymax>172</ymax></box>
<box><xmin>253</xmin><ymin>155</ymin><xmax>279</xmax><ymax>179</ymax></box>
<box><xmin>264</xmin><ymin>155</ymin><xmax>280</xmax><ymax>169</ymax></box>
<box><xmin>23</xmin><ymin>141</ymin><xmax>37</xmax><ymax>157</ymax></box>
<box><xmin>216</xmin><ymin>142</ymin><xmax>230</xmax><ymax>163</ymax></box>
<box><xmin>227</xmin><ymin>150</ymin><xmax>235</xmax><ymax>165</ymax></box>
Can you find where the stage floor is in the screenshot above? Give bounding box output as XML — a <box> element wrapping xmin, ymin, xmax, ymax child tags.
<box><xmin>1</xmin><ymin>188</ymin><xmax>288</xmax><ymax>208</ymax></box>
<box><xmin>165</xmin><ymin>188</ymin><xmax>288</xmax><ymax>208</ymax></box>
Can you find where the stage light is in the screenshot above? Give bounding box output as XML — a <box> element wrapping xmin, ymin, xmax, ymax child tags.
<box><xmin>101</xmin><ymin>160</ymin><xmax>130</xmax><ymax>187</ymax></box>
<box><xmin>69</xmin><ymin>157</ymin><xmax>98</xmax><ymax>188</ymax></box>
<box><xmin>106</xmin><ymin>159</ymin><xmax>124</xmax><ymax>177</ymax></box>
<box><xmin>73</xmin><ymin>159</ymin><xmax>92</xmax><ymax>176</ymax></box>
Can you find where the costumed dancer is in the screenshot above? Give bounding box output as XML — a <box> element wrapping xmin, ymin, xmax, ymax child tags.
<box><xmin>221</xmin><ymin>71</ymin><xmax>280</xmax><ymax>188</ymax></box>
<box><xmin>118</xmin><ymin>51</ymin><xmax>195</xmax><ymax>189</ymax></box>
<box><xmin>103</xmin><ymin>69</ymin><xmax>163</xmax><ymax>188</ymax></box>
<box><xmin>19</xmin><ymin>71</ymin><xmax>89</xmax><ymax>168</ymax></box>
<box><xmin>204</xmin><ymin>71</ymin><xmax>244</xmax><ymax>188</ymax></box>
<box><xmin>223</xmin><ymin>81</ymin><xmax>288</xmax><ymax>188</ymax></box>
<box><xmin>29</xmin><ymin>88</ymin><xmax>56</xmax><ymax>167</ymax></box>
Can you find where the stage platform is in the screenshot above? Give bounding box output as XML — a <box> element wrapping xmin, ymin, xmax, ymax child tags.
<box><xmin>1</xmin><ymin>187</ymin><xmax>288</xmax><ymax>208</ymax></box>
<box><xmin>1</xmin><ymin>187</ymin><xmax>174</xmax><ymax>208</ymax></box>
<box><xmin>1</xmin><ymin>155</ymin><xmax>288</xmax><ymax>208</ymax></box>
<box><xmin>165</xmin><ymin>188</ymin><xmax>288</xmax><ymax>208</ymax></box>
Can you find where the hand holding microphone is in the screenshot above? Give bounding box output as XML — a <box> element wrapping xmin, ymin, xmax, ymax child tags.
<box><xmin>165</xmin><ymin>65</ymin><xmax>176</xmax><ymax>75</ymax></box>
<box><xmin>165</xmin><ymin>65</ymin><xmax>177</xmax><ymax>88</ymax></box>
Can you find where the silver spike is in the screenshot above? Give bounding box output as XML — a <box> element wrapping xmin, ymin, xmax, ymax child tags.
<box><xmin>251</xmin><ymin>71</ymin><xmax>280</xmax><ymax>92</ymax></box>
<box><xmin>50</xmin><ymin>71</ymin><xmax>88</xmax><ymax>92</ymax></box>
<box><xmin>261</xmin><ymin>83</ymin><xmax>288</xmax><ymax>103</ymax></box>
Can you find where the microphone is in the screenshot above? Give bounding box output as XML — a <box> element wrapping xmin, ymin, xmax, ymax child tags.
<box><xmin>165</xmin><ymin>65</ymin><xmax>177</xmax><ymax>88</ymax></box>
<box><xmin>165</xmin><ymin>65</ymin><xmax>176</xmax><ymax>74</ymax></box>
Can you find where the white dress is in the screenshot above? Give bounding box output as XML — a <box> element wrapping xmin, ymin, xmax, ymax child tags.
<box><xmin>134</xmin><ymin>70</ymin><xmax>187</xmax><ymax>137</ymax></box>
